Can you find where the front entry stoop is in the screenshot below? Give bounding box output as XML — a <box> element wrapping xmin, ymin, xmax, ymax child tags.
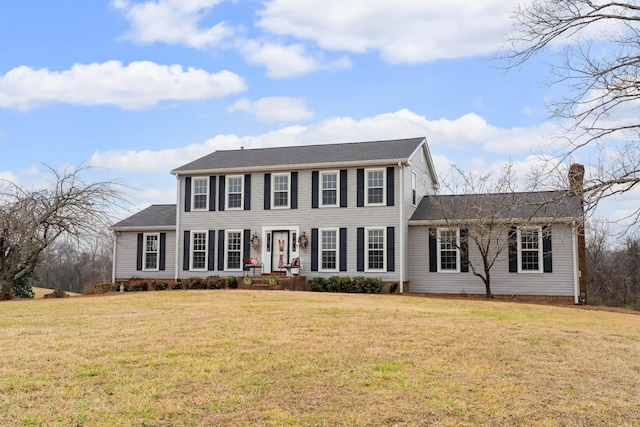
<box><xmin>237</xmin><ymin>275</ymin><xmax>309</xmax><ymax>291</ymax></box>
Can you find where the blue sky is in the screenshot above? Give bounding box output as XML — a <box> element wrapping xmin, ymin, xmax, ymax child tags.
<box><xmin>0</xmin><ymin>0</ymin><xmax>631</xmax><ymax>221</ymax></box>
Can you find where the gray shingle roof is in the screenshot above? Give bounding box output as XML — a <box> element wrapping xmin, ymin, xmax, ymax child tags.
<box><xmin>410</xmin><ymin>191</ymin><xmax>582</xmax><ymax>222</ymax></box>
<box><xmin>111</xmin><ymin>204</ymin><xmax>176</xmax><ymax>229</ymax></box>
<box><xmin>172</xmin><ymin>137</ymin><xmax>426</xmax><ymax>173</ymax></box>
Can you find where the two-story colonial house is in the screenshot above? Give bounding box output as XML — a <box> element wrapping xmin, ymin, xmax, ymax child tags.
<box><xmin>111</xmin><ymin>137</ymin><xmax>586</xmax><ymax>302</ymax></box>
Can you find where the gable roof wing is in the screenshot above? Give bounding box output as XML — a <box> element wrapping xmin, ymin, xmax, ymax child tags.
<box><xmin>410</xmin><ymin>191</ymin><xmax>582</xmax><ymax>223</ymax></box>
<box><xmin>111</xmin><ymin>204</ymin><xmax>176</xmax><ymax>230</ymax></box>
<box><xmin>171</xmin><ymin>137</ymin><xmax>427</xmax><ymax>174</ymax></box>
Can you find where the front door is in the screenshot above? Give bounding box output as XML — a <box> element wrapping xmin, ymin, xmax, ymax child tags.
<box><xmin>271</xmin><ymin>231</ymin><xmax>290</xmax><ymax>273</ymax></box>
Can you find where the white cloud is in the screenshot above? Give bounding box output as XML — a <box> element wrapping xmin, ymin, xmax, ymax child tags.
<box><xmin>0</xmin><ymin>61</ymin><xmax>246</xmax><ymax>110</ymax></box>
<box><xmin>110</xmin><ymin>0</ymin><xmax>233</xmax><ymax>48</ymax></box>
<box><xmin>239</xmin><ymin>40</ymin><xmax>320</xmax><ymax>78</ymax></box>
<box><xmin>257</xmin><ymin>0</ymin><xmax>521</xmax><ymax>63</ymax></box>
<box><xmin>228</xmin><ymin>97</ymin><xmax>314</xmax><ymax>122</ymax></box>
<box><xmin>90</xmin><ymin>108</ymin><xmax>555</xmax><ymax>175</ymax></box>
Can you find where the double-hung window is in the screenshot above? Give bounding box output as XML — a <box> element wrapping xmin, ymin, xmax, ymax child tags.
<box><xmin>366</xmin><ymin>169</ymin><xmax>385</xmax><ymax>205</ymax></box>
<box><xmin>144</xmin><ymin>233</ymin><xmax>159</xmax><ymax>271</ymax></box>
<box><xmin>366</xmin><ymin>228</ymin><xmax>385</xmax><ymax>271</ymax></box>
<box><xmin>321</xmin><ymin>172</ymin><xmax>338</xmax><ymax>207</ymax></box>
<box><xmin>226</xmin><ymin>231</ymin><xmax>242</xmax><ymax>270</ymax></box>
<box><xmin>437</xmin><ymin>228</ymin><xmax>459</xmax><ymax>272</ymax></box>
<box><xmin>272</xmin><ymin>173</ymin><xmax>290</xmax><ymax>208</ymax></box>
<box><xmin>519</xmin><ymin>227</ymin><xmax>542</xmax><ymax>272</ymax></box>
<box><xmin>226</xmin><ymin>175</ymin><xmax>243</xmax><ymax>210</ymax></box>
<box><xmin>191</xmin><ymin>231</ymin><xmax>207</xmax><ymax>270</ymax></box>
<box><xmin>320</xmin><ymin>229</ymin><xmax>338</xmax><ymax>271</ymax></box>
<box><xmin>411</xmin><ymin>171</ymin><xmax>417</xmax><ymax>206</ymax></box>
<box><xmin>192</xmin><ymin>177</ymin><xmax>208</xmax><ymax>210</ymax></box>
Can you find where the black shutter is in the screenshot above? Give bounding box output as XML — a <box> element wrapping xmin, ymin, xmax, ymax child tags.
<box><xmin>543</xmin><ymin>226</ymin><xmax>553</xmax><ymax>273</ymax></box>
<box><xmin>244</xmin><ymin>174</ymin><xmax>251</xmax><ymax>211</ymax></box>
<box><xmin>357</xmin><ymin>168</ymin><xmax>364</xmax><ymax>207</ymax></box>
<box><xmin>184</xmin><ymin>177</ymin><xmax>191</xmax><ymax>212</ymax></box>
<box><xmin>208</xmin><ymin>230</ymin><xmax>215</xmax><ymax>271</ymax></box>
<box><xmin>136</xmin><ymin>233</ymin><xmax>143</xmax><ymax>271</ymax></box>
<box><xmin>357</xmin><ymin>227</ymin><xmax>365</xmax><ymax>272</ymax></box>
<box><xmin>291</xmin><ymin>172</ymin><xmax>298</xmax><ymax>209</ymax></box>
<box><xmin>340</xmin><ymin>169</ymin><xmax>348</xmax><ymax>208</ymax></box>
<box><xmin>311</xmin><ymin>228</ymin><xmax>319</xmax><ymax>271</ymax></box>
<box><xmin>243</xmin><ymin>230</ymin><xmax>251</xmax><ymax>261</ymax></box>
<box><xmin>460</xmin><ymin>228</ymin><xmax>468</xmax><ymax>273</ymax></box>
<box><xmin>218</xmin><ymin>175</ymin><xmax>226</xmax><ymax>212</ymax></box>
<box><xmin>183</xmin><ymin>231</ymin><xmax>190</xmax><ymax>271</ymax></box>
<box><xmin>159</xmin><ymin>232</ymin><xmax>166</xmax><ymax>271</ymax></box>
<box><xmin>339</xmin><ymin>228</ymin><xmax>347</xmax><ymax>271</ymax></box>
<box><xmin>386</xmin><ymin>166</ymin><xmax>395</xmax><ymax>207</ymax></box>
<box><xmin>311</xmin><ymin>171</ymin><xmax>319</xmax><ymax>209</ymax></box>
<box><xmin>218</xmin><ymin>230</ymin><xmax>225</xmax><ymax>271</ymax></box>
<box><xmin>264</xmin><ymin>173</ymin><xmax>271</xmax><ymax>210</ymax></box>
<box><xmin>387</xmin><ymin>227</ymin><xmax>395</xmax><ymax>272</ymax></box>
<box><xmin>508</xmin><ymin>226</ymin><xmax>518</xmax><ymax>273</ymax></box>
<box><xmin>429</xmin><ymin>228</ymin><xmax>437</xmax><ymax>272</ymax></box>
<box><xmin>209</xmin><ymin>176</ymin><xmax>216</xmax><ymax>211</ymax></box>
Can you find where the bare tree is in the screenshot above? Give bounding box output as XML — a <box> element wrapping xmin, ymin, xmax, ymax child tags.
<box><xmin>504</xmin><ymin>0</ymin><xmax>640</xmax><ymax>225</ymax></box>
<box><xmin>0</xmin><ymin>165</ymin><xmax>125</xmax><ymax>299</ymax></box>
<box><xmin>430</xmin><ymin>164</ymin><xmax>580</xmax><ymax>298</ymax></box>
<box><xmin>34</xmin><ymin>231</ymin><xmax>113</xmax><ymax>294</ymax></box>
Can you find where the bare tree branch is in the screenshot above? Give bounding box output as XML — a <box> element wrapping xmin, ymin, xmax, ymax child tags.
<box><xmin>0</xmin><ymin>165</ymin><xmax>127</xmax><ymax>299</ymax></box>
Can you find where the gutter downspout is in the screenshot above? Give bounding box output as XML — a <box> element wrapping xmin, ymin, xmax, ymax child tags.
<box><xmin>112</xmin><ymin>231</ymin><xmax>117</xmax><ymax>284</ymax></box>
<box><xmin>571</xmin><ymin>220</ymin><xmax>580</xmax><ymax>305</ymax></box>
<box><xmin>398</xmin><ymin>161</ymin><xmax>404</xmax><ymax>294</ymax></box>
<box><xmin>175</xmin><ymin>175</ymin><xmax>181</xmax><ymax>281</ymax></box>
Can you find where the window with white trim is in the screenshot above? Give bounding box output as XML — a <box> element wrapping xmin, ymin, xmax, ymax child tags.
<box><xmin>226</xmin><ymin>175</ymin><xmax>243</xmax><ymax>210</ymax></box>
<box><xmin>321</xmin><ymin>171</ymin><xmax>338</xmax><ymax>206</ymax></box>
<box><xmin>437</xmin><ymin>228</ymin><xmax>459</xmax><ymax>272</ymax></box>
<box><xmin>320</xmin><ymin>229</ymin><xmax>338</xmax><ymax>271</ymax></box>
<box><xmin>272</xmin><ymin>173</ymin><xmax>289</xmax><ymax>208</ymax></box>
<box><xmin>411</xmin><ymin>171</ymin><xmax>417</xmax><ymax>205</ymax></box>
<box><xmin>192</xmin><ymin>177</ymin><xmax>208</xmax><ymax>210</ymax></box>
<box><xmin>191</xmin><ymin>231</ymin><xmax>207</xmax><ymax>270</ymax></box>
<box><xmin>366</xmin><ymin>228</ymin><xmax>385</xmax><ymax>271</ymax></box>
<box><xmin>519</xmin><ymin>227</ymin><xmax>542</xmax><ymax>272</ymax></box>
<box><xmin>144</xmin><ymin>233</ymin><xmax>159</xmax><ymax>271</ymax></box>
<box><xmin>366</xmin><ymin>169</ymin><xmax>385</xmax><ymax>205</ymax></box>
<box><xmin>226</xmin><ymin>231</ymin><xmax>242</xmax><ymax>270</ymax></box>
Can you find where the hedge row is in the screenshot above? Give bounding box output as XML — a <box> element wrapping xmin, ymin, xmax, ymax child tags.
<box><xmin>309</xmin><ymin>276</ymin><xmax>386</xmax><ymax>294</ymax></box>
<box><xmin>83</xmin><ymin>276</ymin><xmax>238</xmax><ymax>294</ymax></box>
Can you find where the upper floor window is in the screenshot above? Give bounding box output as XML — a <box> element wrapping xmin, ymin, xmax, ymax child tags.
<box><xmin>366</xmin><ymin>169</ymin><xmax>385</xmax><ymax>205</ymax></box>
<box><xmin>519</xmin><ymin>227</ymin><xmax>542</xmax><ymax>272</ymax></box>
<box><xmin>320</xmin><ymin>229</ymin><xmax>338</xmax><ymax>271</ymax></box>
<box><xmin>144</xmin><ymin>233</ymin><xmax>159</xmax><ymax>271</ymax></box>
<box><xmin>321</xmin><ymin>171</ymin><xmax>338</xmax><ymax>206</ymax></box>
<box><xmin>273</xmin><ymin>173</ymin><xmax>289</xmax><ymax>208</ymax></box>
<box><xmin>226</xmin><ymin>175</ymin><xmax>243</xmax><ymax>210</ymax></box>
<box><xmin>411</xmin><ymin>171</ymin><xmax>417</xmax><ymax>205</ymax></box>
<box><xmin>437</xmin><ymin>228</ymin><xmax>459</xmax><ymax>272</ymax></box>
<box><xmin>366</xmin><ymin>228</ymin><xmax>385</xmax><ymax>271</ymax></box>
<box><xmin>191</xmin><ymin>231</ymin><xmax>207</xmax><ymax>271</ymax></box>
<box><xmin>192</xmin><ymin>177</ymin><xmax>208</xmax><ymax>210</ymax></box>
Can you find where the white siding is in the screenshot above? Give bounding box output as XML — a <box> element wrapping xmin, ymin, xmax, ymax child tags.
<box><xmin>114</xmin><ymin>231</ymin><xmax>176</xmax><ymax>280</ymax></box>
<box><xmin>177</xmin><ymin>167</ymin><xmax>406</xmax><ymax>281</ymax></box>
<box><xmin>407</xmin><ymin>224</ymin><xmax>576</xmax><ymax>296</ymax></box>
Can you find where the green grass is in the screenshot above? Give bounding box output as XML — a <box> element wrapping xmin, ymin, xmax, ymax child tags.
<box><xmin>1</xmin><ymin>290</ymin><xmax>639</xmax><ymax>426</ymax></box>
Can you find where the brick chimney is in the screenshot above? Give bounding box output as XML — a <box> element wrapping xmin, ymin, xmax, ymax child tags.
<box><xmin>568</xmin><ymin>163</ymin><xmax>585</xmax><ymax>194</ymax></box>
<box><xmin>568</xmin><ymin>163</ymin><xmax>587</xmax><ymax>303</ymax></box>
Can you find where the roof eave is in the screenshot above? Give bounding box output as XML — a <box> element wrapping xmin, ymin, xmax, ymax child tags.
<box><xmin>171</xmin><ymin>158</ymin><xmax>411</xmax><ymax>176</ymax></box>
<box><xmin>409</xmin><ymin>217</ymin><xmax>578</xmax><ymax>226</ymax></box>
<box><xmin>109</xmin><ymin>225</ymin><xmax>177</xmax><ymax>232</ymax></box>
